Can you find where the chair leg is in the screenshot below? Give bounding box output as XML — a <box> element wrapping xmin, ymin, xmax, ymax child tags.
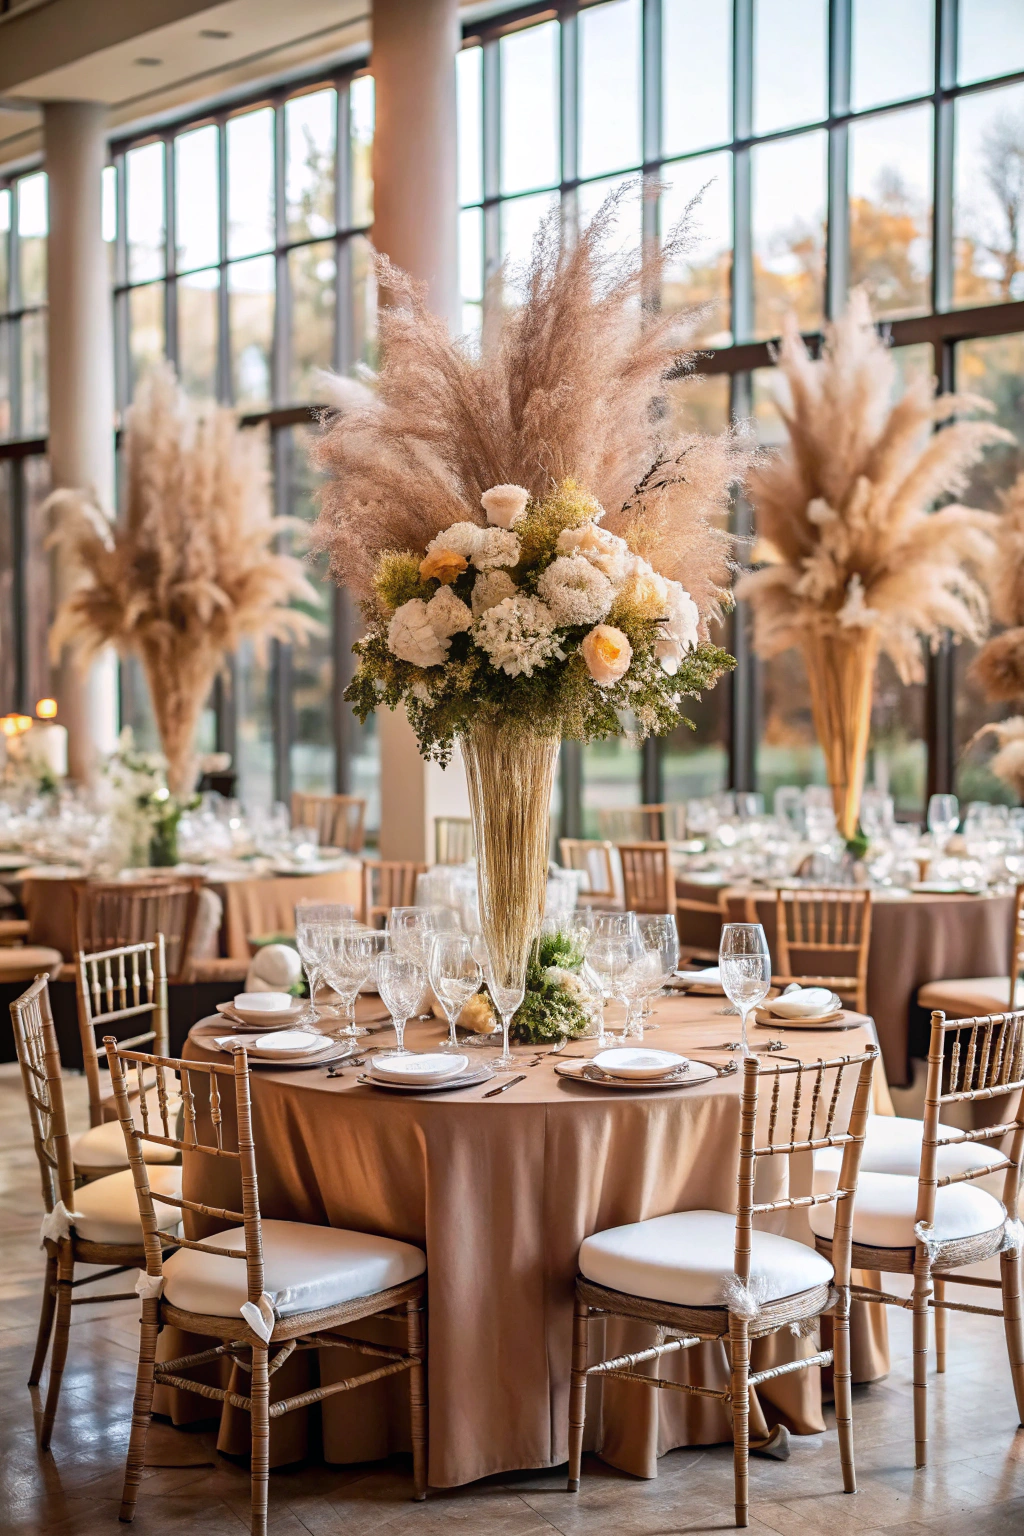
<box><xmin>1000</xmin><ymin>1246</ymin><xmax>1024</xmax><ymax>1425</ymax></box>
<box><xmin>729</xmin><ymin>1314</ymin><xmax>751</xmax><ymax>1529</ymax></box>
<box><xmin>119</xmin><ymin>1297</ymin><xmax>161</xmax><ymax>1522</ymax></box>
<box><xmin>250</xmin><ymin>1344</ymin><xmax>270</xmax><ymax>1536</ymax></box>
<box><xmin>406</xmin><ymin>1297</ymin><xmax>428</xmax><ymax>1501</ymax></box>
<box><xmin>832</xmin><ymin>1295</ymin><xmax>856</xmax><ymax>1494</ymax></box>
<box><xmin>39</xmin><ymin>1252</ymin><xmax>74</xmax><ymax>1452</ymax></box>
<box><xmin>28</xmin><ymin>1250</ymin><xmax>58</xmax><ymax>1387</ymax></box>
<box><xmin>567</xmin><ymin>1291</ymin><xmax>590</xmax><ymax>1493</ymax></box>
<box><xmin>933</xmin><ymin>1277</ymin><xmax>947</xmax><ymax>1373</ymax></box>
<box><xmin>912</xmin><ymin>1252</ymin><xmax>932</xmax><ymax>1468</ymax></box>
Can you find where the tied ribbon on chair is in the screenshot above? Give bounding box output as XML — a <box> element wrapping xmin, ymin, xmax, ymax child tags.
<box><xmin>135</xmin><ymin>1272</ymin><xmax>165</xmax><ymax>1300</ymax></box>
<box><xmin>240</xmin><ymin>1293</ymin><xmax>276</xmax><ymax>1344</ymax></box>
<box><xmin>39</xmin><ymin>1200</ymin><xmax>82</xmax><ymax>1247</ymax></box>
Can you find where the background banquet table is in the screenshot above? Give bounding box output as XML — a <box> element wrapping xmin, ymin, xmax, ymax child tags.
<box><xmin>170</xmin><ymin>994</ymin><xmax>892</xmax><ymax>1488</ymax></box>
<box><xmin>718</xmin><ymin>887</ymin><xmax>1015</xmax><ymax>1087</ymax></box>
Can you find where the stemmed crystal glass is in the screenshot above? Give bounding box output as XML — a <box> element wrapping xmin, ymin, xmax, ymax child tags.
<box><xmin>376</xmin><ymin>952</ymin><xmax>426</xmax><ymax>1057</ymax></box>
<box><xmin>634</xmin><ymin>913</ymin><xmax>680</xmax><ymax>1032</ymax></box>
<box><xmin>294</xmin><ymin>902</ymin><xmax>355</xmax><ymax>1025</ymax></box>
<box><xmin>322</xmin><ymin>928</ymin><xmax>385</xmax><ymax>1039</ymax></box>
<box><xmin>718</xmin><ymin>922</ymin><xmax>772</xmax><ymax>1056</ymax></box>
<box><xmin>483</xmin><ymin>956</ymin><xmax>524</xmax><ymax>1070</ymax></box>
<box><xmin>586</xmin><ymin>912</ymin><xmax>640</xmax><ymax>1046</ymax></box>
<box><xmin>927</xmin><ymin>793</ymin><xmax>960</xmax><ymax>854</ymax></box>
<box><xmin>429</xmin><ymin>932</ymin><xmax>483</xmax><ymax>1050</ymax></box>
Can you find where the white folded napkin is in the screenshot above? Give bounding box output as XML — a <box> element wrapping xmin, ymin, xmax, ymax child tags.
<box><xmin>767</xmin><ymin>987</ymin><xmax>835</xmax><ymax>1018</ymax></box>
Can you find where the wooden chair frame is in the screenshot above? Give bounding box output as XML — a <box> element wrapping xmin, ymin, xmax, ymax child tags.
<box><xmin>1008</xmin><ymin>882</ymin><xmax>1024</xmax><ymax>1010</ymax></box>
<box><xmin>362</xmin><ymin>860</ymin><xmax>428</xmax><ymax>927</ymax></box>
<box><xmin>598</xmin><ymin>804</ymin><xmax>686</xmax><ymax>842</ymax></box>
<box><xmin>558</xmin><ymin>838</ymin><xmax>618</xmax><ymax>908</ymax></box>
<box><xmin>71</xmin><ymin>877</ymin><xmax>201</xmax><ymax>985</ymax></box>
<box><xmin>10</xmin><ymin>977</ymin><xmax>176</xmax><ymax>1450</ymax></box>
<box><xmin>816</xmin><ymin>1008</ymin><xmax>1024</xmax><ymax>1467</ymax></box>
<box><xmin>773</xmin><ymin>887</ymin><xmax>873</xmax><ymax>1014</ymax></box>
<box><xmin>104</xmin><ymin>1038</ymin><xmax>427</xmax><ymax>1535</ymax></box>
<box><xmin>75</xmin><ymin>937</ymin><xmax>169</xmax><ymax>1145</ymax></box>
<box><xmin>290</xmin><ymin>791</ymin><xmax>367</xmax><ymax>854</ymax></box>
<box><xmin>434</xmin><ymin>816</ymin><xmax>475</xmax><ymax>865</ymax></box>
<box><xmin>568</xmin><ymin>1045</ymin><xmax>877</xmax><ymax>1528</ymax></box>
<box><xmin>617</xmin><ymin>841</ymin><xmax>722</xmax><ymax>962</ymax></box>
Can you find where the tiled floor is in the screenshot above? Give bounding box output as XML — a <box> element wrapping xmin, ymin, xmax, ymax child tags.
<box><xmin>2</xmin><ymin>1061</ymin><xmax>1023</xmax><ymax>1535</ymax></box>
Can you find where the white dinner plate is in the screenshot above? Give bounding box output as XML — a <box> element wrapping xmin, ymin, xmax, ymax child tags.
<box><xmin>591</xmin><ymin>1047</ymin><xmax>687</xmax><ymax>1081</ymax></box>
<box><xmin>554</xmin><ymin>1058</ymin><xmax>718</xmax><ymax>1090</ymax></box>
<box><xmin>216</xmin><ymin>1001</ymin><xmax>307</xmax><ymax>1030</ymax></box>
<box><xmin>910</xmin><ymin>881</ymin><xmax>979</xmax><ymax>895</ymax></box>
<box><xmin>233</xmin><ymin>1029</ymin><xmax>336</xmax><ymax>1059</ymax></box>
<box><xmin>358</xmin><ymin>1064</ymin><xmax>495</xmax><ymax>1093</ymax></box>
<box><xmin>190</xmin><ymin>1022</ymin><xmax>356</xmax><ymax>1068</ymax></box>
<box><xmin>753</xmin><ymin>1008</ymin><xmax>854</xmax><ymax>1030</ymax></box>
<box><xmin>370</xmin><ymin>1052</ymin><xmax>468</xmax><ymax>1085</ymax></box>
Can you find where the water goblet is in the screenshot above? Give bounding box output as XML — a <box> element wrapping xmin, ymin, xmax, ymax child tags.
<box><xmin>635</xmin><ymin>913</ymin><xmax>680</xmax><ymax>1030</ymax></box>
<box><xmin>927</xmin><ymin>793</ymin><xmax>960</xmax><ymax>854</ymax></box>
<box><xmin>322</xmin><ymin>928</ymin><xmax>385</xmax><ymax>1039</ymax></box>
<box><xmin>483</xmin><ymin>959</ymin><xmax>525</xmax><ymax>1071</ymax></box>
<box><xmin>718</xmin><ymin>922</ymin><xmax>771</xmax><ymax>1056</ymax></box>
<box><xmin>294</xmin><ymin>901</ymin><xmax>355</xmax><ymax>1025</ymax></box>
<box><xmin>376</xmin><ymin>952</ymin><xmax>426</xmax><ymax>1057</ymax></box>
<box><xmin>586</xmin><ymin>912</ymin><xmax>640</xmax><ymax>1045</ymax></box>
<box><xmin>429</xmin><ymin>932</ymin><xmax>482</xmax><ymax>1050</ymax></box>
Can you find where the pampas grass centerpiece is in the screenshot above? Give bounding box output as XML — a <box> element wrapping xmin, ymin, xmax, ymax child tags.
<box><xmin>48</xmin><ymin>364</ymin><xmax>320</xmax><ymax>793</ymax></box>
<box><xmin>737</xmin><ymin>290</ymin><xmax>1008</xmax><ymax>837</ymax></box>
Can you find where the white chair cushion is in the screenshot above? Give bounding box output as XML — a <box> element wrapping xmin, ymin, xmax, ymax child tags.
<box><xmin>578</xmin><ymin>1209</ymin><xmax>834</xmax><ymax>1310</ymax></box>
<box><xmin>162</xmin><ymin>1219</ymin><xmax>426</xmax><ymax>1319</ymax></box>
<box><xmin>72</xmin><ymin>1117</ymin><xmax>179</xmax><ymax>1169</ymax></box>
<box><xmin>72</xmin><ymin>1166</ymin><xmax>182</xmax><ymax>1244</ymax></box>
<box><xmin>808</xmin><ymin>1170</ymin><xmax>1005</xmax><ymax>1250</ymax></box>
<box><xmin>814</xmin><ymin>1115</ymin><xmax>1006</xmax><ymax>1188</ymax></box>
<box><xmin>917</xmin><ymin>977</ymin><xmax>1021</xmax><ymax>1017</ymax></box>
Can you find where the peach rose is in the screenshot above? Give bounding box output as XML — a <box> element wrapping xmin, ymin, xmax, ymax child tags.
<box><xmin>581</xmin><ymin>624</ymin><xmax>632</xmax><ymax>685</ymax></box>
<box><xmin>419</xmin><ymin>547</ymin><xmax>469</xmax><ymax>584</ymax></box>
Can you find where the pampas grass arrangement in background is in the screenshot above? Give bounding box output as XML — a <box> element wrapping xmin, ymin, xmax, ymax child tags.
<box><xmin>971</xmin><ymin>471</ymin><xmax>1024</xmax><ymax>704</ymax></box>
<box><xmin>48</xmin><ymin>364</ymin><xmax>320</xmax><ymax>793</ymax></box>
<box><xmin>737</xmin><ymin>289</ymin><xmax>1009</xmax><ymax>835</ymax></box>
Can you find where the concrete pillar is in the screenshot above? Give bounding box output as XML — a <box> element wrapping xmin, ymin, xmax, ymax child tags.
<box><xmin>371</xmin><ymin>0</ymin><xmax>467</xmax><ymax>861</ymax></box>
<box><xmin>43</xmin><ymin>100</ymin><xmax>119</xmax><ymax>782</ymax></box>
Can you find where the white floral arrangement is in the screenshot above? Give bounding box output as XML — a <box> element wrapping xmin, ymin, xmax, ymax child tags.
<box><xmin>346</xmin><ymin>478</ymin><xmax>727</xmax><ymax>763</ymax></box>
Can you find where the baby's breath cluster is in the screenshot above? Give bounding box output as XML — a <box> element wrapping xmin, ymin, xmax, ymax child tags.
<box><xmin>346</xmin><ymin>478</ymin><xmax>734</xmax><ymax>765</ymax></box>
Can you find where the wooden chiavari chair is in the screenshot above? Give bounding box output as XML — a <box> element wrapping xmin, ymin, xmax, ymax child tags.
<box><xmin>363</xmin><ymin>859</ymin><xmax>428</xmax><ymax>927</ymax></box>
<box><xmin>71</xmin><ymin>937</ymin><xmax>181</xmax><ymax>1180</ymax></box>
<box><xmin>811</xmin><ymin>1007</ymin><xmax>1024</xmax><ymax>1467</ymax></box>
<box><xmin>618</xmin><ymin>840</ymin><xmax>723</xmax><ymax>962</ymax></box>
<box><xmin>290</xmin><ymin>791</ymin><xmax>367</xmax><ymax>854</ymax></box>
<box><xmin>434</xmin><ymin>816</ymin><xmax>475</xmax><ymax>864</ymax></box>
<box><xmin>774</xmin><ymin>887</ymin><xmax>873</xmax><ymax>1014</ymax></box>
<box><xmin>598</xmin><ymin>804</ymin><xmax>670</xmax><ymax>841</ymax></box>
<box><xmin>568</xmin><ymin>1045</ymin><xmax>878</xmax><ymax>1527</ymax></box>
<box><xmin>11</xmin><ymin>977</ymin><xmax>181</xmax><ymax>1450</ymax></box>
<box><xmin>71</xmin><ymin>877</ymin><xmax>201</xmax><ymax>984</ymax></box>
<box><xmin>104</xmin><ymin>1037</ymin><xmax>427</xmax><ymax>1535</ymax></box>
<box><xmin>558</xmin><ymin>838</ymin><xmax>620</xmax><ymax>909</ymax></box>
<box><xmin>918</xmin><ymin>879</ymin><xmax>1024</xmax><ymax>1019</ymax></box>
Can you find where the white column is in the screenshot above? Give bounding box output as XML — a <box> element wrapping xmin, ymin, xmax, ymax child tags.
<box><xmin>371</xmin><ymin>0</ymin><xmax>467</xmax><ymax>862</ymax></box>
<box><xmin>43</xmin><ymin>100</ymin><xmax>119</xmax><ymax>783</ymax></box>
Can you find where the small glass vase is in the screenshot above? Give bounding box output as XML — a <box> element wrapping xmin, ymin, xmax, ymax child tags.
<box><xmin>462</xmin><ymin>719</ymin><xmax>560</xmax><ymax>1056</ymax></box>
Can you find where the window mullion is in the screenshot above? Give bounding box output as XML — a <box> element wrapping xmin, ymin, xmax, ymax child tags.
<box><xmin>482</xmin><ymin>37</ymin><xmax>501</xmax><ymax>280</ymax></box>
<box><xmin>164</xmin><ymin>137</ymin><xmax>178</xmax><ymax>372</ymax></box>
<box><xmin>825</xmin><ymin>0</ymin><xmax>851</xmax><ymax>320</ymax></box>
<box><xmin>732</xmin><ymin>0</ymin><xmax>754</xmax><ymax>343</ymax></box>
<box><xmin>932</xmin><ymin>0</ymin><xmax>957</xmax><ymax>315</ymax></box>
<box><xmin>217</xmin><ymin>123</ymin><xmax>231</xmax><ymax>404</ymax></box>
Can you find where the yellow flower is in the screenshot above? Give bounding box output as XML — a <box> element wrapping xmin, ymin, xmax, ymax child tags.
<box><xmin>581</xmin><ymin>624</ymin><xmax>632</xmax><ymax>685</ymax></box>
<box><xmin>419</xmin><ymin>547</ymin><xmax>469</xmax><ymax>585</ymax></box>
<box><xmin>458</xmin><ymin>990</ymin><xmax>497</xmax><ymax>1034</ymax></box>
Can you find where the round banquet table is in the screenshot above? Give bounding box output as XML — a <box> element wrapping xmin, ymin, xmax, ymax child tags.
<box><xmin>167</xmin><ymin>993</ymin><xmax>892</xmax><ymax>1489</ymax></box>
<box><xmin>711</xmin><ymin>885</ymin><xmax>1015</xmax><ymax>1088</ymax></box>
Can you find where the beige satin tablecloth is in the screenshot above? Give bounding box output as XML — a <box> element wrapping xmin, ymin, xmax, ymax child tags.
<box><xmin>166</xmin><ymin>994</ymin><xmax>891</xmax><ymax>1488</ymax></box>
<box><xmin>721</xmin><ymin>888</ymin><xmax>1015</xmax><ymax>1087</ymax></box>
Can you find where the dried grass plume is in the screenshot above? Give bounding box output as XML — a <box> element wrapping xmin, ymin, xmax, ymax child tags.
<box><xmin>971</xmin><ymin>471</ymin><xmax>1024</xmax><ymax>703</ymax></box>
<box><xmin>310</xmin><ymin>183</ymin><xmax>753</xmax><ymax>633</ymax></box>
<box><xmin>48</xmin><ymin>363</ymin><xmax>320</xmax><ymax>792</ymax></box>
<box><xmin>736</xmin><ymin>289</ymin><xmax>1009</xmax><ymax>683</ymax></box>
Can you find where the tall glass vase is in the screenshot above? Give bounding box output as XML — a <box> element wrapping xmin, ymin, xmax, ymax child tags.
<box><xmin>462</xmin><ymin>719</ymin><xmax>560</xmax><ymax>1061</ymax></box>
<box><xmin>801</xmin><ymin>629</ymin><xmax>879</xmax><ymax>842</ymax></box>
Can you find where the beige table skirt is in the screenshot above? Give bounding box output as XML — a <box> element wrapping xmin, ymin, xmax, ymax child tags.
<box><xmin>162</xmin><ymin>996</ymin><xmax>891</xmax><ymax>1487</ymax></box>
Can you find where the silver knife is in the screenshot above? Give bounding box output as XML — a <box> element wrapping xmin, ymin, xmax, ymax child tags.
<box><xmin>483</xmin><ymin>1073</ymin><xmax>526</xmax><ymax>1097</ymax></box>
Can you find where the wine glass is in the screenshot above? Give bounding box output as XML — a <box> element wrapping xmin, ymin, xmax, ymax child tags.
<box><xmin>376</xmin><ymin>952</ymin><xmax>426</xmax><ymax>1057</ymax></box>
<box><xmin>718</xmin><ymin>923</ymin><xmax>772</xmax><ymax>1056</ymax></box>
<box><xmin>927</xmin><ymin>793</ymin><xmax>960</xmax><ymax>854</ymax></box>
<box><xmin>482</xmin><ymin>955</ymin><xmax>524</xmax><ymax>1070</ymax></box>
<box><xmin>294</xmin><ymin>902</ymin><xmax>355</xmax><ymax>1025</ymax></box>
<box><xmin>635</xmin><ymin>913</ymin><xmax>680</xmax><ymax>1030</ymax></box>
<box><xmin>429</xmin><ymin>932</ymin><xmax>482</xmax><ymax>1051</ymax></box>
<box><xmin>618</xmin><ymin>946</ymin><xmax>662</xmax><ymax>1040</ymax></box>
<box><xmin>586</xmin><ymin>912</ymin><xmax>640</xmax><ymax>1046</ymax></box>
<box><xmin>322</xmin><ymin>928</ymin><xmax>385</xmax><ymax>1039</ymax></box>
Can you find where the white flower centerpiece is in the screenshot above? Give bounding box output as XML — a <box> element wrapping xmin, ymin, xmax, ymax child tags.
<box><xmin>312</xmin><ymin>189</ymin><xmax>750</xmax><ymax>1020</ymax></box>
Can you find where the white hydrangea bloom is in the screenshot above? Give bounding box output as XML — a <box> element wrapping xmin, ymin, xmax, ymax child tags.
<box><xmin>480</xmin><ymin>484</ymin><xmax>530</xmax><ymax>529</ymax></box>
<box><xmin>656</xmin><ymin>581</ymin><xmax>701</xmax><ymax>675</ymax></box>
<box><xmin>543</xmin><ymin>965</ymin><xmax>590</xmax><ymax>1000</ymax></box>
<box><xmin>624</xmin><ymin>554</ymin><xmax>669</xmax><ymax>606</ymax></box>
<box><xmin>426</xmin><ymin>585</ymin><xmax>473</xmax><ymax>640</ymax></box>
<box><xmin>536</xmin><ymin>554</ymin><xmax>614</xmax><ymax>626</ymax></box>
<box><xmin>387</xmin><ymin>599</ymin><xmax>447</xmax><ymax>667</ymax></box>
<box><xmin>471</xmin><ymin>569</ymin><xmax>517</xmax><ymax>618</ymax></box>
<box><xmin>473</xmin><ymin>594</ymin><xmax>561</xmax><ymax>677</ymax></box>
<box><xmin>425</xmin><ymin>520</ymin><xmax>483</xmax><ymax>560</ymax></box>
<box><xmin>411</xmin><ymin>679</ymin><xmax>434</xmax><ymax>704</ymax></box>
<box><xmin>472</xmin><ymin>527</ymin><xmax>521</xmax><ymax>570</ymax></box>
<box><xmin>556</xmin><ymin>522</ymin><xmax>631</xmax><ymax>584</ymax></box>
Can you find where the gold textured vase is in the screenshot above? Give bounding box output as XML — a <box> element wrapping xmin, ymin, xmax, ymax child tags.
<box><xmin>462</xmin><ymin>719</ymin><xmax>560</xmax><ymax>997</ymax></box>
<box><xmin>801</xmin><ymin>629</ymin><xmax>879</xmax><ymax>841</ymax></box>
